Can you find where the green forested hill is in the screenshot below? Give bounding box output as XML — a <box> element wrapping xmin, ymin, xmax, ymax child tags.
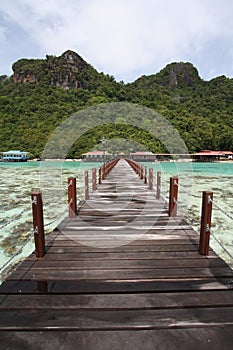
<box><xmin>0</xmin><ymin>51</ymin><xmax>232</xmax><ymax>158</ymax></box>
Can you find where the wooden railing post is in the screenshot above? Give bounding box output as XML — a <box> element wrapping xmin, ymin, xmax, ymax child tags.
<box><xmin>199</xmin><ymin>191</ymin><xmax>213</xmax><ymax>255</ymax></box>
<box><xmin>156</xmin><ymin>171</ymin><xmax>161</xmax><ymax>200</ymax></box>
<box><xmin>85</xmin><ymin>171</ymin><xmax>89</xmax><ymax>200</ymax></box>
<box><xmin>101</xmin><ymin>165</ymin><xmax>105</xmax><ymax>180</ymax></box>
<box><xmin>31</xmin><ymin>192</ymin><xmax>45</xmax><ymax>258</ymax></box>
<box><xmin>169</xmin><ymin>177</ymin><xmax>178</xmax><ymax>217</ymax></box>
<box><xmin>148</xmin><ymin>168</ymin><xmax>153</xmax><ymax>190</ymax></box>
<box><xmin>92</xmin><ymin>168</ymin><xmax>97</xmax><ymax>190</ymax></box>
<box><xmin>144</xmin><ymin>167</ymin><xmax>147</xmax><ymax>184</ymax></box>
<box><xmin>98</xmin><ymin>168</ymin><xmax>101</xmax><ymax>184</ymax></box>
<box><xmin>140</xmin><ymin>166</ymin><xmax>144</xmax><ymax>180</ymax></box>
<box><xmin>68</xmin><ymin>177</ymin><xmax>77</xmax><ymax>218</ymax></box>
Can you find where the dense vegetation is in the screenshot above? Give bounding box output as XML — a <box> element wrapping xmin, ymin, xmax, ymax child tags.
<box><xmin>0</xmin><ymin>51</ymin><xmax>232</xmax><ymax>158</ymax></box>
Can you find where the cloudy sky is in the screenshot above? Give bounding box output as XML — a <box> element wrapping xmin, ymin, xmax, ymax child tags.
<box><xmin>0</xmin><ymin>0</ymin><xmax>233</xmax><ymax>82</ymax></box>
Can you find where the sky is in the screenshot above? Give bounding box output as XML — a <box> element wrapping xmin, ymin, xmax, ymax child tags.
<box><xmin>0</xmin><ymin>0</ymin><xmax>233</xmax><ymax>82</ymax></box>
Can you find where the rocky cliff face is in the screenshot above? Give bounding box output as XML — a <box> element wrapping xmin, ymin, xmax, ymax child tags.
<box><xmin>47</xmin><ymin>50</ymin><xmax>89</xmax><ymax>88</ymax></box>
<box><xmin>12</xmin><ymin>50</ymin><xmax>202</xmax><ymax>90</ymax></box>
<box><xmin>157</xmin><ymin>62</ymin><xmax>202</xmax><ymax>88</ymax></box>
<box><xmin>13</xmin><ymin>72</ymin><xmax>38</xmax><ymax>84</ymax></box>
<box><xmin>12</xmin><ymin>50</ymin><xmax>91</xmax><ymax>89</ymax></box>
<box><xmin>132</xmin><ymin>62</ymin><xmax>202</xmax><ymax>89</ymax></box>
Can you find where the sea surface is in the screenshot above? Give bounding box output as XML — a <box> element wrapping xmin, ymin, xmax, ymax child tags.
<box><xmin>0</xmin><ymin>160</ymin><xmax>232</xmax><ymax>282</ymax></box>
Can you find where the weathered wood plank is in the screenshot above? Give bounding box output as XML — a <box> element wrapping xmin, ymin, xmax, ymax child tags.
<box><xmin>1</xmin><ymin>278</ymin><xmax>232</xmax><ymax>294</ymax></box>
<box><xmin>8</xmin><ymin>266</ymin><xmax>233</xmax><ymax>281</ymax></box>
<box><xmin>27</xmin><ymin>251</ymin><xmax>218</xmax><ymax>260</ymax></box>
<box><xmin>44</xmin><ymin>244</ymin><xmax>200</xmax><ymax>254</ymax></box>
<box><xmin>1</xmin><ymin>291</ymin><xmax>233</xmax><ymax>310</ymax></box>
<box><xmin>46</xmin><ymin>234</ymin><xmax>198</xmax><ymax>243</ymax></box>
<box><xmin>0</xmin><ymin>307</ymin><xmax>233</xmax><ymax>331</ymax></box>
<box><xmin>17</xmin><ymin>257</ymin><xmax>228</xmax><ymax>269</ymax></box>
<box><xmin>1</xmin><ymin>328</ymin><xmax>233</xmax><ymax>350</ymax></box>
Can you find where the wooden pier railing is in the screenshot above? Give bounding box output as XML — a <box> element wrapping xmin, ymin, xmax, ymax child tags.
<box><xmin>199</xmin><ymin>191</ymin><xmax>213</xmax><ymax>255</ymax></box>
<box><xmin>169</xmin><ymin>176</ymin><xmax>178</xmax><ymax>217</ymax></box>
<box><xmin>125</xmin><ymin>158</ymin><xmax>214</xmax><ymax>256</ymax></box>
<box><xmin>31</xmin><ymin>157</ymin><xmax>219</xmax><ymax>259</ymax></box>
<box><xmin>31</xmin><ymin>192</ymin><xmax>46</xmax><ymax>258</ymax></box>
<box><xmin>67</xmin><ymin>177</ymin><xmax>77</xmax><ymax>218</ymax></box>
<box><xmin>31</xmin><ymin>158</ymin><xmax>119</xmax><ymax>259</ymax></box>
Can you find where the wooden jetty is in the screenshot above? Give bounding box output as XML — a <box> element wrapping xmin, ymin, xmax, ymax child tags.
<box><xmin>0</xmin><ymin>159</ymin><xmax>233</xmax><ymax>349</ymax></box>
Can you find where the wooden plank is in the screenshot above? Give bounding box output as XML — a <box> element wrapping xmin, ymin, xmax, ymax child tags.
<box><xmin>47</xmin><ymin>228</ymin><xmax>198</xmax><ymax>237</ymax></box>
<box><xmin>1</xmin><ymin>291</ymin><xmax>233</xmax><ymax>310</ymax></box>
<box><xmin>60</xmin><ymin>217</ymin><xmax>189</xmax><ymax>225</ymax></box>
<box><xmin>46</xmin><ymin>234</ymin><xmax>199</xmax><ymax>243</ymax></box>
<box><xmin>47</xmin><ymin>233</ymin><xmax>199</xmax><ymax>242</ymax></box>
<box><xmin>17</xmin><ymin>257</ymin><xmax>228</xmax><ymax>269</ymax></box>
<box><xmin>8</xmin><ymin>266</ymin><xmax>233</xmax><ymax>281</ymax></box>
<box><xmin>45</xmin><ymin>239</ymin><xmax>200</xmax><ymax>247</ymax></box>
<box><xmin>0</xmin><ymin>327</ymin><xmax>233</xmax><ymax>350</ymax></box>
<box><xmin>0</xmin><ymin>278</ymin><xmax>232</xmax><ymax>294</ymax></box>
<box><xmin>44</xmin><ymin>244</ymin><xmax>200</xmax><ymax>254</ymax></box>
<box><xmin>0</xmin><ymin>307</ymin><xmax>233</xmax><ymax>331</ymax></box>
<box><xmin>27</xmin><ymin>251</ymin><xmax>218</xmax><ymax>260</ymax></box>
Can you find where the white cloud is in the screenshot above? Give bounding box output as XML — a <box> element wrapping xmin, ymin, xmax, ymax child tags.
<box><xmin>0</xmin><ymin>26</ymin><xmax>6</xmax><ymax>42</ymax></box>
<box><xmin>0</xmin><ymin>0</ymin><xmax>233</xmax><ymax>80</ymax></box>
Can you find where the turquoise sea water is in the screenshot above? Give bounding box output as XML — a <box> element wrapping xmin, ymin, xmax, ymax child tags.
<box><xmin>0</xmin><ymin>160</ymin><xmax>232</xmax><ymax>282</ymax></box>
<box><xmin>145</xmin><ymin>160</ymin><xmax>233</xmax><ymax>176</ymax></box>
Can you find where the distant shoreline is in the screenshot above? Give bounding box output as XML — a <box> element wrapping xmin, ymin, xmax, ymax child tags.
<box><xmin>37</xmin><ymin>158</ymin><xmax>233</xmax><ymax>163</ymax></box>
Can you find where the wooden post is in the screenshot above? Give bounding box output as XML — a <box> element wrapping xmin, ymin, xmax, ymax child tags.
<box><xmin>85</xmin><ymin>171</ymin><xmax>89</xmax><ymax>200</ymax></box>
<box><xmin>148</xmin><ymin>168</ymin><xmax>153</xmax><ymax>190</ymax></box>
<box><xmin>101</xmin><ymin>165</ymin><xmax>105</xmax><ymax>180</ymax></box>
<box><xmin>68</xmin><ymin>177</ymin><xmax>77</xmax><ymax>218</ymax></box>
<box><xmin>98</xmin><ymin>168</ymin><xmax>101</xmax><ymax>184</ymax></box>
<box><xmin>199</xmin><ymin>191</ymin><xmax>213</xmax><ymax>255</ymax></box>
<box><xmin>140</xmin><ymin>166</ymin><xmax>144</xmax><ymax>180</ymax></box>
<box><xmin>144</xmin><ymin>167</ymin><xmax>147</xmax><ymax>184</ymax></box>
<box><xmin>169</xmin><ymin>177</ymin><xmax>178</xmax><ymax>217</ymax></box>
<box><xmin>31</xmin><ymin>192</ymin><xmax>45</xmax><ymax>258</ymax></box>
<box><xmin>92</xmin><ymin>168</ymin><xmax>97</xmax><ymax>190</ymax></box>
<box><xmin>156</xmin><ymin>171</ymin><xmax>161</xmax><ymax>200</ymax></box>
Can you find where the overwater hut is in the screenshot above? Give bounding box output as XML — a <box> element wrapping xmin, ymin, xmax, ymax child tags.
<box><xmin>1</xmin><ymin>150</ymin><xmax>29</xmax><ymax>162</ymax></box>
<box><xmin>192</xmin><ymin>150</ymin><xmax>233</xmax><ymax>162</ymax></box>
<box><xmin>82</xmin><ymin>150</ymin><xmax>111</xmax><ymax>162</ymax></box>
<box><xmin>131</xmin><ymin>151</ymin><xmax>156</xmax><ymax>162</ymax></box>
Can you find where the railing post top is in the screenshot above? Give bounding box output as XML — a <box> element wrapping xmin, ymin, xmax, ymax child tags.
<box><xmin>32</xmin><ymin>191</ymin><xmax>42</xmax><ymax>196</ymax></box>
<box><xmin>31</xmin><ymin>192</ymin><xmax>42</xmax><ymax>205</ymax></box>
<box><xmin>170</xmin><ymin>176</ymin><xmax>178</xmax><ymax>184</ymax></box>
<box><xmin>203</xmin><ymin>190</ymin><xmax>213</xmax><ymax>195</ymax></box>
<box><xmin>68</xmin><ymin>176</ymin><xmax>75</xmax><ymax>181</ymax></box>
<box><xmin>202</xmin><ymin>191</ymin><xmax>213</xmax><ymax>204</ymax></box>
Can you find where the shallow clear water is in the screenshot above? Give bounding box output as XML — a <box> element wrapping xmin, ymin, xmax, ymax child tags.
<box><xmin>0</xmin><ymin>160</ymin><xmax>232</xmax><ymax>282</ymax></box>
<box><xmin>0</xmin><ymin>161</ymin><xmax>99</xmax><ymax>281</ymax></box>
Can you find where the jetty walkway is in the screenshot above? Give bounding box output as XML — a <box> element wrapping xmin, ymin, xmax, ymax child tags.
<box><xmin>0</xmin><ymin>159</ymin><xmax>232</xmax><ymax>349</ymax></box>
